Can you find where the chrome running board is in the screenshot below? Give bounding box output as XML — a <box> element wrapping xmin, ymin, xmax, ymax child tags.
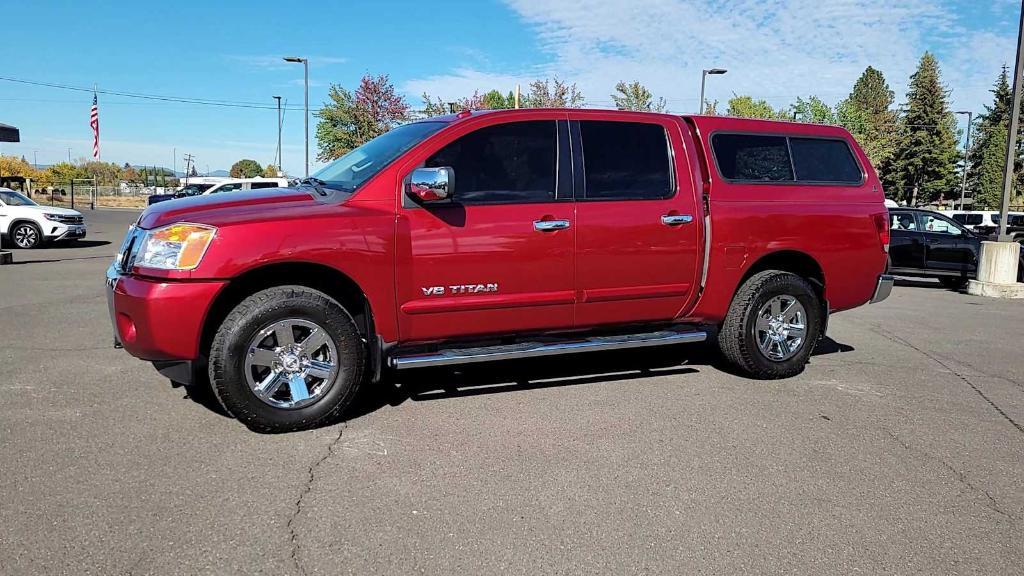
<box><xmin>389</xmin><ymin>326</ymin><xmax>707</xmax><ymax>370</ymax></box>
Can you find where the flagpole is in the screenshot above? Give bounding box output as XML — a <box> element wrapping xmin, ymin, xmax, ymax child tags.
<box><xmin>94</xmin><ymin>84</ymin><xmax>100</xmax><ymax>162</ymax></box>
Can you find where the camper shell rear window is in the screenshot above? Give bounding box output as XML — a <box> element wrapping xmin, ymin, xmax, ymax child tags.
<box><xmin>711</xmin><ymin>133</ymin><xmax>864</xmax><ymax>185</ymax></box>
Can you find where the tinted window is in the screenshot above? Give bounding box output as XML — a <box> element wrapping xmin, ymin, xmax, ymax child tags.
<box><xmin>952</xmin><ymin>213</ymin><xmax>982</xmax><ymax>225</ymax></box>
<box><xmin>789</xmin><ymin>138</ymin><xmax>862</xmax><ymax>183</ymax></box>
<box><xmin>580</xmin><ymin>121</ymin><xmax>673</xmax><ymax>199</ymax></box>
<box><xmin>712</xmin><ymin>134</ymin><xmax>793</xmax><ymax>182</ymax></box>
<box><xmin>250</xmin><ymin>182</ymin><xmax>280</xmax><ymax>189</ymax></box>
<box><xmin>425</xmin><ymin>121</ymin><xmax>556</xmax><ymax>203</ymax></box>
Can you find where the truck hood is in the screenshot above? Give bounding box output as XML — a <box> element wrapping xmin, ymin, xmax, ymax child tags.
<box><xmin>24</xmin><ymin>205</ymin><xmax>82</xmax><ymax>217</ymax></box>
<box><xmin>138</xmin><ymin>187</ymin><xmax>327</xmax><ymax>229</ymax></box>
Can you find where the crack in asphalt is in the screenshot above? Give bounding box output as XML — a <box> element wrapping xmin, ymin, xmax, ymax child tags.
<box><xmin>884</xmin><ymin>429</ymin><xmax>1016</xmax><ymax>523</ymax></box>
<box><xmin>287</xmin><ymin>424</ymin><xmax>347</xmax><ymax>576</ymax></box>
<box><xmin>871</xmin><ymin>326</ymin><xmax>1024</xmax><ymax>436</ymax></box>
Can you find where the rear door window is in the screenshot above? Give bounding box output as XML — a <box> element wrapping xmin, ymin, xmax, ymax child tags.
<box><xmin>250</xmin><ymin>182</ymin><xmax>280</xmax><ymax>189</ymax></box>
<box><xmin>579</xmin><ymin>120</ymin><xmax>673</xmax><ymax>200</ymax></box>
<box><xmin>788</xmin><ymin>138</ymin><xmax>862</xmax><ymax>183</ymax></box>
<box><xmin>891</xmin><ymin>212</ymin><xmax>917</xmax><ymax>231</ymax></box>
<box><xmin>711</xmin><ymin>134</ymin><xmax>793</xmax><ymax>182</ymax></box>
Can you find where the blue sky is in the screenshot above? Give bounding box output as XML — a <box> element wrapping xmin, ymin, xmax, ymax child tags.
<box><xmin>0</xmin><ymin>0</ymin><xmax>1020</xmax><ymax>175</ymax></box>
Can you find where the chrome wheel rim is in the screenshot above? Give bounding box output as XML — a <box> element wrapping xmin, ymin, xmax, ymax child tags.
<box><xmin>244</xmin><ymin>318</ymin><xmax>339</xmax><ymax>410</ymax></box>
<box><xmin>754</xmin><ymin>295</ymin><xmax>807</xmax><ymax>362</ymax></box>
<box><xmin>14</xmin><ymin>226</ymin><xmax>37</xmax><ymax>248</ymax></box>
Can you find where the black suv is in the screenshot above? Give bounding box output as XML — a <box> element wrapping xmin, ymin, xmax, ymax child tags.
<box><xmin>887</xmin><ymin>208</ymin><xmax>1023</xmax><ymax>288</ymax></box>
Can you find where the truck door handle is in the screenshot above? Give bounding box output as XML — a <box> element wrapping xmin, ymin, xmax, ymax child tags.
<box><xmin>534</xmin><ymin>219</ymin><xmax>570</xmax><ymax>231</ymax></box>
<box><xmin>661</xmin><ymin>214</ymin><xmax>694</xmax><ymax>226</ymax></box>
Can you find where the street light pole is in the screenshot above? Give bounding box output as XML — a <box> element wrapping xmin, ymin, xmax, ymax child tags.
<box><xmin>999</xmin><ymin>2</ymin><xmax>1024</xmax><ymax>242</ymax></box>
<box><xmin>956</xmin><ymin>111</ymin><xmax>973</xmax><ymax>211</ymax></box>
<box><xmin>273</xmin><ymin>95</ymin><xmax>283</xmax><ymax>175</ymax></box>
<box><xmin>284</xmin><ymin>56</ymin><xmax>310</xmax><ymax>178</ymax></box>
<box><xmin>699</xmin><ymin>68</ymin><xmax>727</xmax><ymax>114</ymax></box>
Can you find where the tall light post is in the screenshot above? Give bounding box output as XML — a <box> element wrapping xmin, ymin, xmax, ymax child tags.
<box><xmin>283</xmin><ymin>56</ymin><xmax>309</xmax><ymax>178</ymax></box>
<box><xmin>699</xmin><ymin>68</ymin><xmax>727</xmax><ymax>114</ymax></box>
<box><xmin>955</xmin><ymin>111</ymin><xmax>973</xmax><ymax>210</ymax></box>
<box><xmin>999</xmin><ymin>2</ymin><xmax>1024</xmax><ymax>240</ymax></box>
<box><xmin>273</xmin><ymin>95</ymin><xmax>283</xmax><ymax>176</ymax></box>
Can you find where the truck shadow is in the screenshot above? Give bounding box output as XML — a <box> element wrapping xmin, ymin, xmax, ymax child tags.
<box><xmin>341</xmin><ymin>335</ymin><xmax>855</xmax><ymax>423</ymax></box>
<box><xmin>175</xmin><ymin>335</ymin><xmax>855</xmax><ymax>428</ymax></box>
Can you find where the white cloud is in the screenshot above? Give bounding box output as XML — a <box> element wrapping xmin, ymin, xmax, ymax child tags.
<box><xmin>405</xmin><ymin>0</ymin><xmax>1015</xmax><ymax>115</ymax></box>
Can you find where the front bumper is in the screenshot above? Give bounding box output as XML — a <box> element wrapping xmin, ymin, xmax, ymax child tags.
<box><xmin>106</xmin><ymin>263</ymin><xmax>226</xmax><ymax>361</ymax></box>
<box><xmin>870</xmin><ymin>274</ymin><xmax>894</xmax><ymax>304</ymax></box>
<box><xmin>46</xmin><ymin>223</ymin><xmax>87</xmax><ymax>241</ymax></box>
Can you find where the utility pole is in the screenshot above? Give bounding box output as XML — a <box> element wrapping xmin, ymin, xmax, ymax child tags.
<box><xmin>956</xmin><ymin>111</ymin><xmax>973</xmax><ymax>210</ymax></box>
<box><xmin>514</xmin><ymin>84</ymin><xmax>521</xmax><ymax>109</ymax></box>
<box><xmin>32</xmin><ymin>150</ymin><xmax>37</xmax><ymax>170</ymax></box>
<box><xmin>999</xmin><ymin>1</ymin><xmax>1024</xmax><ymax>242</ymax></box>
<box><xmin>68</xmin><ymin>148</ymin><xmax>72</xmax><ymax>163</ymax></box>
<box><xmin>183</xmin><ymin>153</ymin><xmax>195</xmax><ymax>186</ymax></box>
<box><xmin>173</xmin><ymin>147</ymin><xmax>176</xmax><ymax>176</ymax></box>
<box><xmin>273</xmin><ymin>96</ymin><xmax>283</xmax><ymax>175</ymax></box>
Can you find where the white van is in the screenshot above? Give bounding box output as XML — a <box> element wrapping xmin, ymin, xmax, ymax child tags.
<box><xmin>202</xmin><ymin>177</ymin><xmax>290</xmax><ymax>195</ymax></box>
<box><xmin>947</xmin><ymin>210</ymin><xmax>999</xmax><ymax>231</ymax></box>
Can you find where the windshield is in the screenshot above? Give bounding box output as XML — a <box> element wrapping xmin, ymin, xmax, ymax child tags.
<box><xmin>0</xmin><ymin>190</ymin><xmax>38</xmax><ymax>206</ymax></box>
<box><xmin>312</xmin><ymin>121</ymin><xmax>446</xmax><ymax>191</ymax></box>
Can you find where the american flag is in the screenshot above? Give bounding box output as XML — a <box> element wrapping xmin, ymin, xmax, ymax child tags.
<box><xmin>90</xmin><ymin>93</ymin><xmax>100</xmax><ymax>159</ymax></box>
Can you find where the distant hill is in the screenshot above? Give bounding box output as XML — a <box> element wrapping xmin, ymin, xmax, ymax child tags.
<box><xmin>208</xmin><ymin>169</ymin><xmax>230</xmax><ymax>177</ymax></box>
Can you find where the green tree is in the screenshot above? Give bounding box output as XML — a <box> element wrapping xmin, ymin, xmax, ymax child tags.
<box><xmin>45</xmin><ymin>162</ymin><xmax>88</xmax><ymax>185</ymax></box>
<box><xmin>230</xmin><ymin>159</ymin><xmax>262</xmax><ymax>178</ymax></box>
<box><xmin>837</xmin><ymin>66</ymin><xmax>898</xmax><ymax>176</ymax></box>
<box><xmin>482</xmin><ymin>89</ymin><xmax>513</xmax><ymax>109</ymax></box>
<box><xmin>885</xmin><ymin>53</ymin><xmax>960</xmax><ymax>205</ymax></box>
<box><xmin>790</xmin><ymin>96</ymin><xmax>836</xmax><ymax>124</ymax></box>
<box><xmin>968</xmin><ymin>66</ymin><xmax>1017</xmax><ymax>208</ymax></box>
<box><xmin>523</xmin><ymin>77</ymin><xmax>584</xmax><ymax>108</ymax></box>
<box><xmin>610</xmin><ymin>81</ymin><xmax>667</xmax><ymax>112</ymax></box>
<box><xmin>316</xmin><ymin>74</ymin><xmax>410</xmax><ymax>161</ymax></box>
<box><xmin>726</xmin><ymin>95</ymin><xmax>788</xmax><ymax>120</ymax></box>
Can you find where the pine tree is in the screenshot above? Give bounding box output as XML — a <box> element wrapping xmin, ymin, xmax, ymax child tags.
<box><xmin>885</xmin><ymin>53</ymin><xmax>959</xmax><ymax>205</ymax></box>
<box><xmin>968</xmin><ymin>66</ymin><xmax>1012</xmax><ymax>208</ymax></box>
<box><xmin>838</xmin><ymin>66</ymin><xmax>897</xmax><ymax>174</ymax></box>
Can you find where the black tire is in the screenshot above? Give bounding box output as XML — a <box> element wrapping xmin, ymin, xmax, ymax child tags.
<box><xmin>208</xmin><ymin>286</ymin><xmax>366</xmax><ymax>433</ymax></box>
<box><xmin>939</xmin><ymin>276</ymin><xmax>968</xmax><ymax>290</ymax></box>
<box><xmin>717</xmin><ymin>271</ymin><xmax>822</xmax><ymax>379</ymax></box>
<box><xmin>10</xmin><ymin>222</ymin><xmax>42</xmax><ymax>249</ymax></box>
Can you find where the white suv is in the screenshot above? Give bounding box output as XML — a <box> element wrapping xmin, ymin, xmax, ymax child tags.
<box><xmin>0</xmin><ymin>188</ymin><xmax>87</xmax><ymax>249</ymax></box>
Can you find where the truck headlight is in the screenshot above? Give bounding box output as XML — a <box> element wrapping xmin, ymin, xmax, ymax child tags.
<box><xmin>135</xmin><ymin>223</ymin><xmax>216</xmax><ymax>270</ymax></box>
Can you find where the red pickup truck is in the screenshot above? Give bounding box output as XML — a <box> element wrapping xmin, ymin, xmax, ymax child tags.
<box><xmin>107</xmin><ymin>109</ymin><xmax>892</xmax><ymax>432</ymax></box>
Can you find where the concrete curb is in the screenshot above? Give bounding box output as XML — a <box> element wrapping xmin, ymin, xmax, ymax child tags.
<box><xmin>967</xmin><ymin>279</ymin><xmax>1024</xmax><ymax>298</ymax></box>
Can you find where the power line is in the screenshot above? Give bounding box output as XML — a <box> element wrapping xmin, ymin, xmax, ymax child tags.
<box><xmin>0</xmin><ymin>76</ymin><xmax>308</xmax><ymax>111</ymax></box>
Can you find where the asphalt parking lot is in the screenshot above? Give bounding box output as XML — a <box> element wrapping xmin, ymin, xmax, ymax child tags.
<box><xmin>2</xmin><ymin>208</ymin><xmax>1023</xmax><ymax>574</ymax></box>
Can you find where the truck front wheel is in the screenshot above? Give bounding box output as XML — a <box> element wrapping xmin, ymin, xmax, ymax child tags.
<box><xmin>718</xmin><ymin>271</ymin><xmax>822</xmax><ymax>379</ymax></box>
<box><xmin>208</xmin><ymin>286</ymin><xmax>366</xmax><ymax>433</ymax></box>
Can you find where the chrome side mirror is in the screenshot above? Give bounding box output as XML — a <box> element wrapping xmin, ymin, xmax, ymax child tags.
<box><xmin>407</xmin><ymin>167</ymin><xmax>452</xmax><ymax>203</ymax></box>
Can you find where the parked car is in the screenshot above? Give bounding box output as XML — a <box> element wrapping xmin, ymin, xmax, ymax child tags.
<box><xmin>147</xmin><ymin>178</ymin><xmax>289</xmax><ymax>206</ymax></box>
<box><xmin>108</xmin><ymin>110</ymin><xmax>892</xmax><ymax>432</ymax></box>
<box><xmin>888</xmin><ymin>207</ymin><xmax>1024</xmax><ymax>287</ymax></box>
<box><xmin>971</xmin><ymin>212</ymin><xmax>1024</xmax><ymax>244</ymax></box>
<box><xmin>942</xmin><ymin>208</ymin><xmax>999</xmax><ymax>230</ymax></box>
<box><xmin>0</xmin><ymin>187</ymin><xmax>86</xmax><ymax>248</ymax></box>
<box><xmin>147</xmin><ymin>182</ymin><xmax>218</xmax><ymax>206</ymax></box>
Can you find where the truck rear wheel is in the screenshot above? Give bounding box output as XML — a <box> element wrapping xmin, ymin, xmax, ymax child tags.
<box><xmin>718</xmin><ymin>271</ymin><xmax>821</xmax><ymax>379</ymax></box>
<box><xmin>208</xmin><ymin>286</ymin><xmax>366</xmax><ymax>433</ymax></box>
